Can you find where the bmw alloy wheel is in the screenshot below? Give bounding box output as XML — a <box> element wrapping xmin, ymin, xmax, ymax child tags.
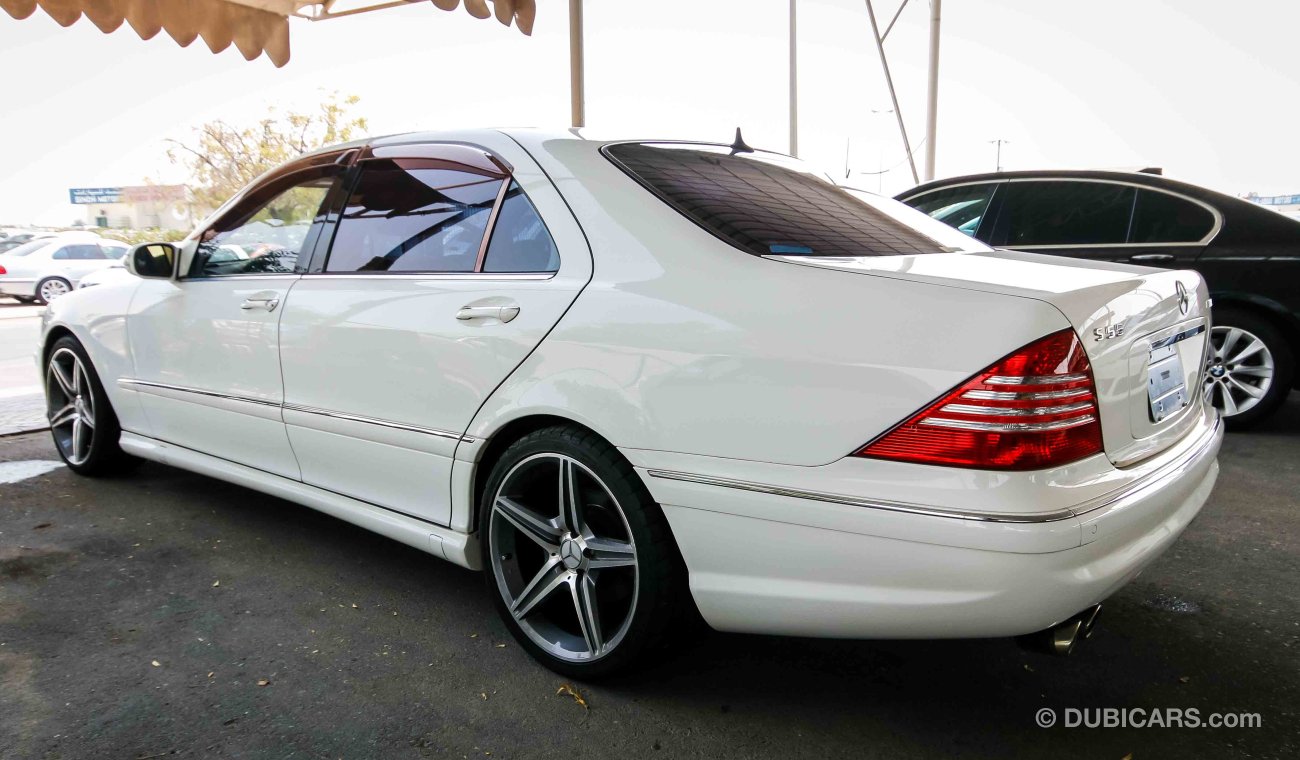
<box><xmin>1204</xmin><ymin>324</ymin><xmax>1274</xmax><ymax>418</ymax></box>
<box><xmin>488</xmin><ymin>453</ymin><xmax>639</xmax><ymax>663</ymax></box>
<box><xmin>46</xmin><ymin>347</ymin><xmax>96</xmax><ymax>466</ymax></box>
<box><xmin>39</xmin><ymin>278</ymin><xmax>71</xmax><ymax>303</ymax></box>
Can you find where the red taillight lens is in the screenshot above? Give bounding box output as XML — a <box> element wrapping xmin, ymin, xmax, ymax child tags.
<box><xmin>855</xmin><ymin>329</ymin><xmax>1104</xmax><ymax>470</ymax></box>
<box><xmin>0</xmin><ymin>264</ymin><xmax>6</xmax><ymax>275</ymax></box>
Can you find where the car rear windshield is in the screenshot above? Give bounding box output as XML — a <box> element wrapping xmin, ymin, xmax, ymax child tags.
<box><xmin>603</xmin><ymin>141</ymin><xmax>963</xmax><ymax>257</ymax></box>
<box><xmin>1</xmin><ymin>239</ymin><xmax>50</xmax><ymax>257</ymax></box>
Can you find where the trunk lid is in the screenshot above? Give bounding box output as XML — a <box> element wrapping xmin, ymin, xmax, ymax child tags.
<box><xmin>771</xmin><ymin>249</ymin><xmax>1211</xmax><ymax>466</ymax></box>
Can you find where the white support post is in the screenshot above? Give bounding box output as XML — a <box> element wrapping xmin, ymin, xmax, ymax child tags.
<box><xmin>864</xmin><ymin>0</ymin><xmax>919</xmax><ymax>184</ymax></box>
<box><xmin>570</xmin><ymin>0</ymin><xmax>585</xmax><ymax>129</ymax></box>
<box><xmin>789</xmin><ymin>0</ymin><xmax>798</xmax><ymax>157</ymax></box>
<box><xmin>923</xmin><ymin>0</ymin><xmax>941</xmax><ymax>182</ymax></box>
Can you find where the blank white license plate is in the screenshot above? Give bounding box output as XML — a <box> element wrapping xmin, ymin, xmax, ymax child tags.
<box><xmin>1148</xmin><ymin>344</ymin><xmax>1188</xmax><ymax>422</ymax></box>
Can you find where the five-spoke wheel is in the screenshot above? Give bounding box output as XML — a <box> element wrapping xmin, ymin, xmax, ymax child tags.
<box><xmin>480</xmin><ymin>426</ymin><xmax>689</xmax><ymax>678</ymax></box>
<box><xmin>43</xmin><ymin>336</ymin><xmax>133</xmax><ymax>475</ymax></box>
<box><xmin>47</xmin><ymin>346</ymin><xmax>96</xmax><ymax>466</ymax></box>
<box><xmin>489</xmin><ymin>453</ymin><xmax>639</xmax><ymax>663</ymax></box>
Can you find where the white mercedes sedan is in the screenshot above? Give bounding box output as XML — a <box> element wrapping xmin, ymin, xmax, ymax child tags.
<box><xmin>39</xmin><ymin>129</ymin><xmax>1222</xmax><ymax>677</ymax></box>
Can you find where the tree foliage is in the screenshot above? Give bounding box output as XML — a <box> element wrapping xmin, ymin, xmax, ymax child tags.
<box><xmin>167</xmin><ymin>93</ymin><xmax>368</xmax><ymax>218</ymax></box>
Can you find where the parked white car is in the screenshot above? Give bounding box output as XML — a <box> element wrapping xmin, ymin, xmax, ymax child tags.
<box><xmin>39</xmin><ymin>130</ymin><xmax>1222</xmax><ymax>677</ymax></box>
<box><xmin>0</xmin><ymin>234</ymin><xmax>128</xmax><ymax>303</ymax></box>
<box><xmin>76</xmin><ymin>261</ymin><xmax>132</xmax><ymax>290</ymax></box>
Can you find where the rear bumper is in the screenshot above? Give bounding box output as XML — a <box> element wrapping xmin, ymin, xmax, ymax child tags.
<box><xmin>0</xmin><ymin>278</ymin><xmax>36</xmax><ymax>297</ymax></box>
<box><xmin>638</xmin><ymin>411</ymin><xmax>1222</xmax><ymax>638</ymax></box>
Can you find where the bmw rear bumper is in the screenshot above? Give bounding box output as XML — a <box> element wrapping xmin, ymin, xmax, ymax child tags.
<box><xmin>632</xmin><ymin>410</ymin><xmax>1222</xmax><ymax>639</ymax></box>
<box><xmin>0</xmin><ymin>278</ymin><xmax>37</xmax><ymax>298</ymax></box>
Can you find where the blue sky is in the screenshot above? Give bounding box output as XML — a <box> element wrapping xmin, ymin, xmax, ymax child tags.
<box><xmin>2</xmin><ymin>0</ymin><xmax>1298</xmax><ymax>225</ymax></box>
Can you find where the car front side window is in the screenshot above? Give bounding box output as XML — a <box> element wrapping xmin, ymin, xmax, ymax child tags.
<box><xmin>192</xmin><ymin>172</ymin><xmax>340</xmax><ymax>277</ymax></box>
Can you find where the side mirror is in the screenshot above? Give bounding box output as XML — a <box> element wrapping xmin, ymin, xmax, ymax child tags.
<box><xmin>125</xmin><ymin>242</ymin><xmax>177</xmax><ymax>279</ymax></box>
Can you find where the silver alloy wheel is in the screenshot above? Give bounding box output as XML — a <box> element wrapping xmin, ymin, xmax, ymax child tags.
<box><xmin>39</xmin><ymin>278</ymin><xmax>71</xmax><ymax>303</ymax></box>
<box><xmin>488</xmin><ymin>453</ymin><xmax>639</xmax><ymax>662</ymax></box>
<box><xmin>46</xmin><ymin>347</ymin><xmax>95</xmax><ymax>466</ymax></box>
<box><xmin>1204</xmin><ymin>324</ymin><xmax>1274</xmax><ymax>417</ymax></box>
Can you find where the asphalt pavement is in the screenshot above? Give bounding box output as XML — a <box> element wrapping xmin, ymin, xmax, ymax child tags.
<box><xmin>0</xmin><ymin>307</ymin><xmax>1296</xmax><ymax>758</ymax></box>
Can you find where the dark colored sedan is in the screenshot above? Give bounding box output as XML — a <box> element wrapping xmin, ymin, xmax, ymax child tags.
<box><xmin>897</xmin><ymin>170</ymin><xmax>1300</xmax><ymax>427</ymax></box>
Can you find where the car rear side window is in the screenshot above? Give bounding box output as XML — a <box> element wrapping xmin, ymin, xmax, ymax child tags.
<box><xmin>482</xmin><ymin>181</ymin><xmax>559</xmax><ymax>273</ymax></box>
<box><xmin>326</xmin><ymin>160</ymin><xmax>503</xmax><ymax>273</ymax></box>
<box><xmin>995</xmin><ymin>181</ymin><xmax>1135</xmax><ymax>246</ymax></box>
<box><xmin>604</xmin><ymin>142</ymin><xmax>955</xmax><ymax>257</ymax></box>
<box><xmin>906</xmin><ymin>184</ymin><xmax>999</xmax><ymax>239</ymax></box>
<box><xmin>1130</xmin><ymin>189</ymin><xmax>1215</xmax><ymax>243</ymax></box>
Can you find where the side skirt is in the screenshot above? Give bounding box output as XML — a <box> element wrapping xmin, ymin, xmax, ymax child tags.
<box><xmin>119</xmin><ymin>431</ymin><xmax>481</xmax><ymax>570</ymax></box>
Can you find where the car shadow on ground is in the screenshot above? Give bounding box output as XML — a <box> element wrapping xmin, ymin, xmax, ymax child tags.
<box><xmin>0</xmin><ymin>399</ymin><xmax>1296</xmax><ymax>758</ymax></box>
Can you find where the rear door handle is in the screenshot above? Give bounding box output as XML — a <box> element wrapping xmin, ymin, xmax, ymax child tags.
<box><xmin>240</xmin><ymin>292</ymin><xmax>280</xmax><ymax>311</ymax></box>
<box><xmin>1129</xmin><ymin>253</ymin><xmax>1175</xmax><ymax>263</ymax></box>
<box><xmin>457</xmin><ymin>304</ymin><xmax>520</xmax><ymax>323</ymax></box>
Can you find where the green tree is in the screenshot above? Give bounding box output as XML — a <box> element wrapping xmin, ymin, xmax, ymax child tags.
<box><xmin>167</xmin><ymin>92</ymin><xmax>368</xmax><ymax>219</ymax></box>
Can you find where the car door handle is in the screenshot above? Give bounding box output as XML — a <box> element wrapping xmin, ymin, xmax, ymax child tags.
<box><xmin>240</xmin><ymin>294</ymin><xmax>280</xmax><ymax>311</ymax></box>
<box><xmin>456</xmin><ymin>304</ymin><xmax>520</xmax><ymax>323</ymax></box>
<box><xmin>1129</xmin><ymin>253</ymin><xmax>1175</xmax><ymax>263</ymax></box>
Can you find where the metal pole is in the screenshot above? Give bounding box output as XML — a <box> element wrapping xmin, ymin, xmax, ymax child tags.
<box><xmin>864</xmin><ymin>0</ymin><xmax>918</xmax><ymax>184</ymax></box>
<box><xmin>570</xmin><ymin>0</ymin><xmax>585</xmax><ymax>129</ymax></box>
<box><xmin>789</xmin><ymin>0</ymin><xmax>798</xmax><ymax>157</ymax></box>
<box><xmin>923</xmin><ymin>0</ymin><xmax>941</xmax><ymax>181</ymax></box>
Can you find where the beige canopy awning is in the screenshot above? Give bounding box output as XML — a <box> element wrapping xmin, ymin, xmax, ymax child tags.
<box><xmin>0</xmin><ymin>0</ymin><xmax>536</xmax><ymax>67</ymax></box>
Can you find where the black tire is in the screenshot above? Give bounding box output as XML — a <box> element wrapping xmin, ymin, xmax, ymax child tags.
<box><xmin>1207</xmin><ymin>308</ymin><xmax>1294</xmax><ymax>429</ymax></box>
<box><xmin>478</xmin><ymin>425</ymin><xmax>691</xmax><ymax>679</ymax></box>
<box><xmin>44</xmin><ymin>335</ymin><xmax>136</xmax><ymax>476</ymax></box>
<box><xmin>13</xmin><ymin>295</ymin><xmax>37</xmax><ymax>304</ymax></box>
<box><xmin>34</xmin><ymin>276</ymin><xmax>72</xmax><ymax>305</ymax></box>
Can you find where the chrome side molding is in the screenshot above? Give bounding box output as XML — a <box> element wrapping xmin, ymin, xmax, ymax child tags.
<box><xmin>118</xmin><ymin>378</ymin><xmax>476</xmax><ymax>444</ymax></box>
<box><xmin>648</xmin><ymin>413</ymin><xmax>1221</xmax><ymax>525</ymax></box>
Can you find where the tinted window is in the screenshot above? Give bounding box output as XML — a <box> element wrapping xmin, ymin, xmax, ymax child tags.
<box><xmin>194</xmin><ymin>174</ymin><xmax>337</xmax><ymax>277</ymax></box>
<box><xmin>482</xmin><ymin>181</ymin><xmax>559</xmax><ymax>273</ymax></box>
<box><xmin>906</xmin><ymin>184</ymin><xmax>998</xmax><ymax>238</ymax></box>
<box><xmin>68</xmin><ymin>244</ymin><xmax>106</xmax><ymax>260</ymax></box>
<box><xmin>998</xmin><ymin>181</ymin><xmax>1135</xmax><ymax>246</ymax></box>
<box><xmin>1</xmin><ymin>240</ymin><xmax>50</xmax><ymax>257</ymax></box>
<box><xmin>326</xmin><ymin>161</ymin><xmax>503</xmax><ymax>273</ymax></box>
<box><xmin>605</xmin><ymin>142</ymin><xmax>954</xmax><ymax>257</ymax></box>
<box><xmin>1130</xmin><ymin>189</ymin><xmax>1215</xmax><ymax>243</ymax></box>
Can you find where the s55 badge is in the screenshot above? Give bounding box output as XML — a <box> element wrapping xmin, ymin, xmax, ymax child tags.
<box><xmin>1093</xmin><ymin>323</ymin><xmax>1125</xmax><ymax>341</ymax></box>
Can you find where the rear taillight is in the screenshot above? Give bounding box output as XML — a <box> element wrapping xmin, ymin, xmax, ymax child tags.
<box><xmin>0</xmin><ymin>264</ymin><xmax>6</xmax><ymax>275</ymax></box>
<box><xmin>855</xmin><ymin>329</ymin><xmax>1103</xmax><ymax>470</ymax></box>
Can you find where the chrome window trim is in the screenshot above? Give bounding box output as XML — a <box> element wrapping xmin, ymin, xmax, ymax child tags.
<box><xmin>118</xmin><ymin>378</ymin><xmax>476</xmax><ymax>444</ymax></box>
<box><xmin>181</xmin><ymin>274</ymin><xmax>302</xmax><ymax>282</ymax></box>
<box><xmin>646</xmin><ymin>414</ymin><xmax>1220</xmax><ymax>525</ymax></box>
<box><xmin>299</xmin><ymin>272</ymin><xmax>555</xmax><ymax>282</ymax></box>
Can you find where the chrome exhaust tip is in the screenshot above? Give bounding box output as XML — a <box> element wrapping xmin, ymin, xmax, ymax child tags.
<box><xmin>1017</xmin><ymin>604</ymin><xmax>1102</xmax><ymax>656</ymax></box>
